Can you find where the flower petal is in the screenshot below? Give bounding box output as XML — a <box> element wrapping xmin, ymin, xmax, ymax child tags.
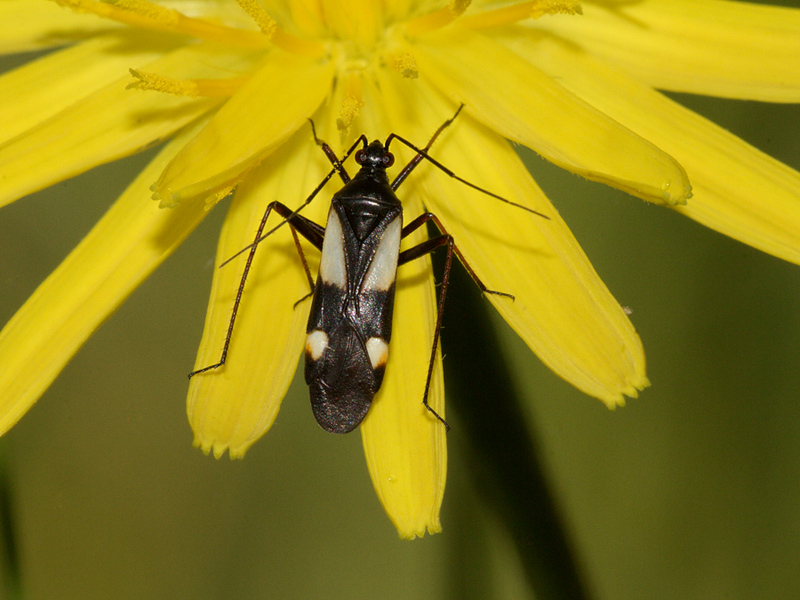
<box><xmin>378</xmin><ymin>72</ymin><xmax>647</xmax><ymax>405</ymax></box>
<box><xmin>0</xmin><ymin>122</ymin><xmax>209</xmax><ymax>436</ymax></box>
<box><xmin>152</xmin><ymin>50</ymin><xmax>335</xmax><ymax>206</ymax></box>
<box><xmin>0</xmin><ymin>0</ymin><xmax>120</xmax><ymax>53</ymax></box>
<box><xmin>187</xmin><ymin>126</ymin><xmax>330</xmax><ymax>459</ymax></box>
<box><xmin>356</xmin><ymin>86</ymin><xmax>446</xmax><ymax>538</ymax></box>
<box><xmin>538</xmin><ymin>0</ymin><xmax>800</xmax><ymax>102</ymax></box>
<box><xmin>0</xmin><ymin>43</ymin><xmax>232</xmax><ymax>207</ymax></box>
<box><xmin>0</xmin><ymin>31</ymin><xmax>180</xmax><ymax>145</ymax></box>
<box><xmin>360</xmin><ymin>238</ymin><xmax>446</xmax><ymax>539</ymax></box>
<box><xmin>319</xmin><ymin>0</ymin><xmax>381</xmax><ymax>44</ymax></box>
<box><xmin>671</xmin><ymin>134</ymin><xmax>800</xmax><ymax>266</ymax></box>
<box><xmin>516</xmin><ymin>33</ymin><xmax>800</xmax><ymax>265</ymax></box>
<box><xmin>412</xmin><ymin>26</ymin><xmax>691</xmax><ymax>206</ymax></box>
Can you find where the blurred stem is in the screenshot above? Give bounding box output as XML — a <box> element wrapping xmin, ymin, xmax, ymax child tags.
<box><xmin>0</xmin><ymin>443</ymin><xmax>22</xmax><ymax>599</ymax></box>
<box><xmin>441</xmin><ymin>263</ymin><xmax>593</xmax><ymax>600</ymax></box>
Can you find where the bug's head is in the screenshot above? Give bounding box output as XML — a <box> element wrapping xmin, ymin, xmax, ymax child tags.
<box><xmin>355</xmin><ymin>140</ymin><xmax>395</xmax><ymax>170</ymax></box>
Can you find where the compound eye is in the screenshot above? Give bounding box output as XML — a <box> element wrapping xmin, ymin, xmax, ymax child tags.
<box><xmin>355</xmin><ymin>149</ymin><xmax>366</xmax><ymax>164</ymax></box>
<box><xmin>382</xmin><ymin>153</ymin><xmax>395</xmax><ymax>168</ymax></box>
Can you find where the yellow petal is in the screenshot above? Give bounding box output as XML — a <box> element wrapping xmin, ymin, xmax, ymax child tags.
<box><xmin>538</xmin><ymin>0</ymin><xmax>800</xmax><ymax>102</ymax></box>
<box><xmin>0</xmin><ymin>121</ymin><xmax>209</xmax><ymax>436</ymax></box>
<box><xmin>672</xmin><ymin>133</ymin><xmax>800</xmax><ymax>266</ymax></box>
<box><xmin>412</xmin><ymin>26</ymin><xmax>691</xmax><ymax>206</ymax></box>
<box><xmin>377</xmin><ymin>72</ymin><xmax>646</xmax><ymax>406</ymax></box>
<box><xmin>357</xmin><ymin>85</ymin><xmax>446</xmax><ymax>538</ymax></box>
<box><xmin>517</xmin><ymin>33</ymin><xmax>800</xmax><ymax>266</ymax></box>
<box><xmin>0</xmin><ymin>31</ymin><xmax>180</xmax><ymax>145</ymax></box>
<box><xmin>360</xmin><ymin>239</ymin><xmax>446</xmax><ymax>539</ymax></box>
<box><xmin>0</xmin><ymin>0</ymin><xmax>120</xmax><ymax>53</ymax></box>
<box><xmin>0</xmin><ymin>43</ymin><xmax>231</xmax><ymax>207</ymax></box>
<box><xmin>152</xmin><ymin>50</ymin><xmax>335</xmax><ymax>205</ymax></box>
<box><xmin>319</xmin><ymin>0</ymin><xmax>381</xmax><ymax>45</ymax></box>
<box><xmin>188</xmin><ymin>124</ymin><xmax>331</xmax><ymax>459</ymax></box>
<box><xmin>439</xmin><ymin>135</ymin><xmax>647</xmax><ymax>404</ymax></box>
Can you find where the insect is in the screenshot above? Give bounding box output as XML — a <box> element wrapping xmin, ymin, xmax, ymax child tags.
<box><xmin>189</xmin><ymin>106</ymin><xmax>547</xmax><ymax>433</ymax></box>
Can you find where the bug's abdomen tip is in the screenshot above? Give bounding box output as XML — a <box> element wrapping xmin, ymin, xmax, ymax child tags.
<box><xmin>309</xmin><ymin>382</ymin><xmax>372</xmax><ymax>434</ymax></box>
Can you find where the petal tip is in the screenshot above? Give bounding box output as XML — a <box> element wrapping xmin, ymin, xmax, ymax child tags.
<box><xmin>192</xmin><ymin>435</ymin><xmax>246</xmax><ymax>460</ymax></box>
<box><xmin>663</xmin><ymin>180</ymin><xmax>692</xmax><ymax>206</ymax></box>
<box><xmin>396</xmin><ymin>520</ymin><xmax>442</xmax><ymax>540</ymax></box>
<box><xmin>601</xmin><ymin>375</ymin><xmax>650</xmax><ymax>409</ymax></box>
<box><xmin>151</xmin><ymin>187</ymin><xmax>179</xmax><ymax>209</ymax></box>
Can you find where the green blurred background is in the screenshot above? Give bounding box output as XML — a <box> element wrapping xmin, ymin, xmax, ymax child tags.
<box><xmin>1</xmin><ymin>18</ymin><xmax>799</xmax><ymax>600</ymax></box>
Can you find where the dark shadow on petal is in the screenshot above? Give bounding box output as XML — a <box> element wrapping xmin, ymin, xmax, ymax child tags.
<box><xmin>441</xmin><ymin>260</ymin><xmax>594</xmax><ymax>600</ymax></box>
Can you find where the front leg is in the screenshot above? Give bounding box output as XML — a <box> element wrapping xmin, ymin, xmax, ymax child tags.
<box><xmin>189</xmin><ymin>201</ymin><xmax>325</xmax><ymax>378</ymax></box>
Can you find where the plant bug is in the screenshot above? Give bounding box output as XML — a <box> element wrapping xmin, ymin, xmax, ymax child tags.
<box><xmin>189</xmin><ymin>105</ymin><xmax>548</xmax><ymax>433</ymax></box>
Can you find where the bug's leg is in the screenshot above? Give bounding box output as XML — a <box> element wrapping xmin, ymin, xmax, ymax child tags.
<box><xmin>387</xmin><ymin>108</ymin><xmax>548</xmax><ymax>219</ymax></box>
<box><xmin>220</xmin><ymin>182</ymin><xmax>329</xmax><ymax>268</ymax></box>
<box><xmin>188</xmin><ymin>201</ymin><xmax>323</xmax><ymax>378</ymax></box>
<box><xmin>388</xmin><ymin>105</ymin><xmax>464</xmax><ymax>190</ymax></box>
<box><xmin>398</xmin><ymin>213</ymin><xmax>514</xmax><ymax>430</ymax></box>
<box><xmin>400</xmin><ymin>213</ymin><xmax>514</xmax><ymax>300</ymax></box>
<box><xmin>397</xmin><ymin>233</ymin><xmax>453</xmax><ymax>430</ymax></box>
<box><xmin>289</xmin><ymin>224</ymin><xmax>316</xmax><ymax>308</ymax></box>
<box><xmin>309</xmin><ymin>119</ymin><xmax>368</xmax><ymax>185</ymax></box>
<box><xmin>228</xmin><ymin>129</ymin><xmax>370</xmax><ymax>261</ymax></box>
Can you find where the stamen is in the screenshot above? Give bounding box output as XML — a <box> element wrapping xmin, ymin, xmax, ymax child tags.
<box><xmin>461</xmin><ymin>1</ymin><xmax>582</xmax><ymax>30</ymax></box>
<box><xmin>388</xmin><ymin>52</ymin><xmax>419</xmax><ymax>79</ymax></box>
<box><xmin>52</xmin><ymin>0</ymin><xmax>267</xmax><ymax>47</ymax></box>
<box><xmin>336</xmin><ymin>74</ymin><xmax>365</xmax><ymax>133</ymax></box>
<box><xmin>530</xmin><ymin>0</ymin><xmax>583</xmax><ymax>18</ymax></box>
<box><xmin>235</xmin><ymin>0</ymin><xmax>277</xmax><ymax>37</ymax></box>
<box><xmin>158</xmin><ymin>181</ymin><xmax>237</xmax><ymax>210</ymax></box>
<box><xmin>204</xmin><ymin>185</ymin><xmax>236</xmax><ymax>211</ymax></box>
<box><xmin>234</xmin><ymin>0</ymin><xmax>326</xmax><ymax>57</ymax></box>
<box><xmin>405</xmin><ymin>0</ymin><xmax>472</xmax><ymax>36</ymax></box>
<box><xmin>127</xmin><ymin>69</ymin><xmax>248</xmax><ymax>98</ymax></box>
<box><xmin>128</xmin><ymin>68</ymin><xmax>198</xmax><ymax>96</ymax></box>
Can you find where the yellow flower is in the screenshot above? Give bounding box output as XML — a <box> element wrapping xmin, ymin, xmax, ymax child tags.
<box><xmin>0</xmin><ymin>0</ymin><xmax>798</xmax><ymax>539</ymax></box>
